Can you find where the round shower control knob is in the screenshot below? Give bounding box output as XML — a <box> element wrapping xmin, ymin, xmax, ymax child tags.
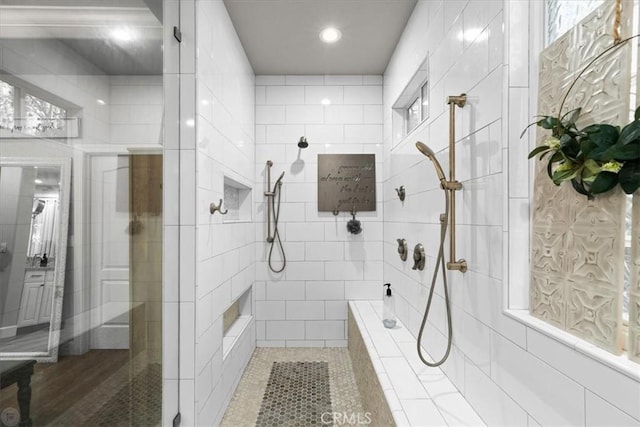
<box><xmin>412</xmin><ymin>244</ymin><xmax>425</xmax><ymax>271</ymax></box>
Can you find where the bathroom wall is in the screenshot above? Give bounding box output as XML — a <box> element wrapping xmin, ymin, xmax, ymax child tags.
<box><xmin>180</xmin><ymin>0</ymin><xmax>257</xmax><ymax>425</ymax></box>
<box><xmin>0</xmin><ymin>38</ymin><xmax>112</xmax><ymax>146</ymax></box>
<box><xmin>254</xmin><ymin>75</ymin><xmax>384</xmax><ymax>347</ymax></box>
<box><xmin>109</xmin><ymin>76</ymin><xmax>163</xmax><ymax>146</ymax></box>
<box><xmin>383</xmin><ymin>1</ymin><xmax>640</xmax><ymax>426</ymax></box>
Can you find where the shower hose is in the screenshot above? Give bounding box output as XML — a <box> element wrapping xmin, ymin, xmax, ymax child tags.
<box><xmin>417</xmin><ymin>187</ymin><xmax>453</xmax><ymax>367</ymax></box>
<box><xmin>267</xmin><ymin>180</ymin><xmax>286</xmax><ymax>273</ymax></box>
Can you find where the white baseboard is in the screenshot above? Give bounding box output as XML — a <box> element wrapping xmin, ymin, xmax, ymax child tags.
<box><xmin>0</xmin><ymin>325</ymin><xmax>17</xmax><ymax>339</ymax></box>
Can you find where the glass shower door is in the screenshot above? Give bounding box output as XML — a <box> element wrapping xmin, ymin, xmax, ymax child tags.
<box><xmin>0</xmin><ymin>0</ymin><xmax>174</xmax><ymax>425</ymax></box>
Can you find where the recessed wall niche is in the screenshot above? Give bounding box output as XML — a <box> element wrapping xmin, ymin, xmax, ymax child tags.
<box><xmin>223</xmin><ymin>176</ymin><xmax>252</xmax><ymax>222</ymax></box>
<box><xmin>222</xmin><ymin>287</ymin><xmax>252</xmax><ymax>360</ymax></box>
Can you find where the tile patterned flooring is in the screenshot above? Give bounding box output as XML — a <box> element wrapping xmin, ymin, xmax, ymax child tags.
<box><xmin>221</xmin><ymin>348</ymin><xmax>366</xmax><ymax>427</ymax></box>
<box><xmin>256</xmin><ymin>361</ymin><xmax>332</xmax><ymax>427</ymax></box>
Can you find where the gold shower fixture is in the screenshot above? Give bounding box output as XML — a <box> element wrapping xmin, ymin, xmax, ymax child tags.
<box><xmin>445</xmin><ymin>93</ymin><xmax>467</xmax><ymax>272</ymax></box>
<box><xmin>415</xmin><ymin>93</ymin><xmax>467</xmax><ymax>273</ymax></box>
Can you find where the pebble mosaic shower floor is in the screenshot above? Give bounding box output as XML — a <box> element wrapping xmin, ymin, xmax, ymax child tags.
<box><xmin>221</xmin><ymin>348</ymin><xmax>366</xmax><ymax>427</ymax></box>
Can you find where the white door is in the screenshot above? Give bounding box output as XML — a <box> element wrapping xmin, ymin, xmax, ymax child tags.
<box><xmin>38</xmin><ymin>282</ymin><xmax>53</xmax><ymax>323</ymax></box>
<box><xmin>17</xmin><ymin>282</ymin><xmax>44</xmax><ymax>327</ymax></box>
<box><xmin>90</xmin><ymin>156</ymin><xmax>130</xmax><ymax>349</ymax></box>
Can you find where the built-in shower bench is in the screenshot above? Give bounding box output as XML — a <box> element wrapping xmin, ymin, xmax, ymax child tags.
<box><xmin>348</xmin><ymin>301</ymin><xmax>486</xmax><ymax>426</ymax></box>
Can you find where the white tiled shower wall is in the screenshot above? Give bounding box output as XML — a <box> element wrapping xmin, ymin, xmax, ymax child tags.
<box><xmin>254</xmin><ymin>75</ymin><xmax>384</xmax><ymax>347</ymax></box>
<box><xmin>109</xmin><ymin>76</ymin><xmax>163</xmax><ymax>146</ymax></box>
<box><xmin>179</xmin><ymin>0</ymin><xmax>257</xmax><ymax>425</ymax></box>
<box><xmin>384</xmin><ymin>1</ymin><xmax>640</xmax><ymax>427</ymax></box>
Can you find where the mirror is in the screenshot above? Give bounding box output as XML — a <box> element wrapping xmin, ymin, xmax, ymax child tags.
<box><xmin>0</xmin><ymin>157</ymin><xmax>70</xmax><ymax>362</ymax></box>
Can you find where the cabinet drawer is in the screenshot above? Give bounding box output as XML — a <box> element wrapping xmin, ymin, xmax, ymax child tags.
<box><xmin>25</xmin><ymin>271</ymin><xmax>47</xmax><ymax>282</ymax></box>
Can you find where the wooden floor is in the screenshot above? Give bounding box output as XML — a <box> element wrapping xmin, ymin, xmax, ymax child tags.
<box><xmin>0</xmin><ymin>350</ymin><xmax>129</xmax><ymax>425</ymax></box>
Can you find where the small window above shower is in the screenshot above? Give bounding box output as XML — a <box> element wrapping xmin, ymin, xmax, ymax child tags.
<box><xmin>392</xmin><ymin>55</ymin><xmax>429</xmax><ymax>148</ymax></box>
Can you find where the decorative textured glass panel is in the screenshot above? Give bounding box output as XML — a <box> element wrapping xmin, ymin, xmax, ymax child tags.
<box><xmin>546</xmin><ymin>0</ymin><xmax>605</xmax><ymax>44</ymax></box>
<box><xmin>625</xmin><ymin>194</ymin><xmax>632</xmax><ymax>322</ymax></box>
<box><xmin>531</xmin><ymin>1</ymin><xmax>634</xmax><ymax>354</ymax></box>
<box><xmin>630</xmin><ymin>193</ymin><xmax>640</xmax><ymax>362</ymax></box>
<box><xmin>0</xmin><ymin>80</ymin><xmax>14</xmax><ymax>130</ymax></box>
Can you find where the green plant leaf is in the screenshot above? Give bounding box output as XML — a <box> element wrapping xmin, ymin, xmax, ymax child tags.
<box><xmin>547</xmin><ymin>160</ymin><xmax>554</xmax><ymax>180</ymax></box>
<box><xmin>550</xmin><ymin>151</ymin><xmax>564</xmax><ymax>162</ymax></box>
<box><xmin>582</xmin><ymin>124</ymin><xmax>619</xmax><ymax>147</ymax></box>
<box><xmin>619</xmin><ymin>120</ymin><xmax>640</xmax><ymax>146</ymax></box>
<box><xmin>561</xmin><ymin>108</ymin><xmax>582</xmax><ymax>129</ymax></box>
<box><xmin>520</xmin><ymin>121</ymin><xmax>539</xmax><ymax>139</ymax></box>
<box><xmin>589</xmin><ymin>171</ymin><xmax>619</xmax><ymax>194</ymax></box>
<box><xmin>539</xmin><ymin>116</ymin><xmax>559</xmax><ymax>130</ymax></box>
<box><xmin>611</xmin><ymin>141</ymin><xmax>640</xmax><ymax>160</ymax></box>
<box><xmin>528</xmin><ymin>145</ymin><xmax>551</xmax><ymax>159</ymax></box>
<box><xmin>635</xmin><ymin>106</ymin><xmax>640</xmax><ymax>121</ymax></box>
<box><xmin>571</xmin><ymin>178</ymin><xmax>591</xmax><ymax>197</ymax></box>
<box><xmin>581</xmin><ymin>159</ymin><xmax>600</xmax><ymax>182</ymax></box>
<box><xmin>560</xmin><ymin>134</ymin><xmax>580</xmax><ymax>159</ymax></box>
<box><xmin>552</xmin><ymin>164</ymin><xmax>579</xmax><ymax>185</ymax></box>
<box><xmin>618</xmin><ymin>159</ymin><xmax>640</xmax><ymax>194</ymax></box>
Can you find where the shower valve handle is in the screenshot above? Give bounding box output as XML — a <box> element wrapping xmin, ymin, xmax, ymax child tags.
<box><xmin>412</xmin><ymin>244</ymin><xmax>425</xmax><ymax>271</ymax></box>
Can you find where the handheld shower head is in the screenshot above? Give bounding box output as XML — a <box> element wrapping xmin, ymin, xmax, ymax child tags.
<box><xmin>274</xmin><ymin>171</ymin><xmax>285</xmax><ymax>189</ymax></box>
<box><xmin>297</xmin><ymin>137</ymin><xmax>308</xmax><ymax>149</ymax></box>
<box><xmin>416</xmin><ymin>141</ymin><xmax>446</xmax><ymax>182</ymax></box>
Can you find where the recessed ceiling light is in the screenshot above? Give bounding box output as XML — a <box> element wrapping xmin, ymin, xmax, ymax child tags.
<box><xmin>321</xmin><ymin>98</ymin><xmax>331</xmax><ymax>105</ymax></box>
<box><xmin>96</xmin><ymin>99</ymin><xmax>106</xmax><ymax>105</ymax></box>
<box><xmin>320</xmin><ymin>27</ymin><xmax>342</xmax><ymax>44</ymax></box>
<box><xmin>34</xmin><ymin>179</ymin><xmax>43</xmax><ymax>184</ymax></box>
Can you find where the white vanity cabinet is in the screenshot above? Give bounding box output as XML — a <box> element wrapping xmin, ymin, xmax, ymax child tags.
<box><xmin>17</xmin><ymin>269</ymin><xmax>55</xmax><ymax>327</ymax></box>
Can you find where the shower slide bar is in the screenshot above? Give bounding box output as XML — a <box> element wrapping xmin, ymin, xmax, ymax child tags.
<box><xmin>265</xmin><ymin>160</ymin><xmax>276</xmax><ymax>242</ymax></box>
<box><xmin>445</xmin><ymin>94</ymin><xmax>467</xmax><ymax>273</ymax></box>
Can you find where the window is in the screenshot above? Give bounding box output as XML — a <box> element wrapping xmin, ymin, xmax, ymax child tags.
<box><xmin>392</xmin><ymin>56</ymin><xmax>429</xmax><ymax>146</ymax></box>
<box><xmin>24</xmin><ymin>93</ymin><xmax>68</xmax><ymax>135</ymax></box>
<box><xmin>405</xmin><ymin>80</ymin><xmax>429</xmax><ymax>135</ymax></box>
<box><xmin>420</xmin><ymin>82</ymin><xmax>429</xmax><ymax>121</ymax></box>
<box><xmin>524</xmin><ymin>0</ymin><xmax>639</xmax><ymax>361</ymax></box>
<box><xmin>546</xmin><ymin>0</ymin><xmax>605</xmax><ymax>45</ymax></box>
<box><xmin>0</xmin><ymin>80</ymin><xmax>15</xmax><ymax>130</ymax></box>
<box><xmin>406</xmin><ymin>97</ymin><xmax>421</xmax><ymax>134</ymax></box>
<box><xmin>0</xmin><ymin>77</ymin><xmax>77</xmax><ymax>139</ymax></box>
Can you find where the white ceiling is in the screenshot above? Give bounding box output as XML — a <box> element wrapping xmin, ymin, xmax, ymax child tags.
<box><xmin>0</xmin><ymin>0</ymin><xmax>162</xmax><ymax>75</ymax></box>
<box><xmin>222</xmin><ymin>0</ymin><xmax>418</xmax><ymax>75</ymax></box>
<box><xmin>0</xmin><ymin>0</ymin><xmax>416</xmax><ymax>76</ymax></box>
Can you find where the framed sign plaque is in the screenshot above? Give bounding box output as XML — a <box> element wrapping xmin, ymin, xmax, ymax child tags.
<box><xmin>317</xmin><ymin>154</ymin><xmax>376</xmax><ymax>213</ymax></box>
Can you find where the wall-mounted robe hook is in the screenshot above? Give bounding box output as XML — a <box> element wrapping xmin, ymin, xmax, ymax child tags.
<box><xmin>395</xmin><ymin>186</ymin><xmax>405</xmax><ymax>201</ymax></box>
<box><xmin>210</xmin><ymin>199</ymin><xmax>228</xmax><ymax>215</ymax></box>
